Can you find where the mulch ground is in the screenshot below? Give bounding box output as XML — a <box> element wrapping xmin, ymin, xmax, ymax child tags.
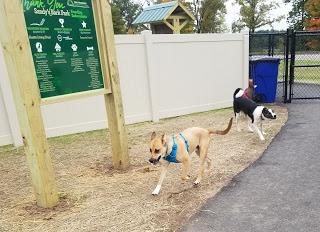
<box><xmin>0</xmin><ymin>105</ymin><xmax>288</xmax><ymax>232</ymax></box>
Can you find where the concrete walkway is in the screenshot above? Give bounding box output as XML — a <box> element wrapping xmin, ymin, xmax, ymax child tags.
<box><xmin>181</xmin><ymin>102</ymin><xmax>320</xmax><ymax>232</ymax></box>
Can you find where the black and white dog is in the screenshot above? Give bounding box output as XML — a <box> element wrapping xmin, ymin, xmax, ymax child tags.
<box><xmin>233</xmin><ymin>88</ymin><xmax>276</xmax><ymax>141</ymax></box>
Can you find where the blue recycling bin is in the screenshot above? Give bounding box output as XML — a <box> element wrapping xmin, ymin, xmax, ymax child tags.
<box><xmin>249</xmin><ymin>58</ymin><xmax>280</xmax><ymax>103</ymax></box>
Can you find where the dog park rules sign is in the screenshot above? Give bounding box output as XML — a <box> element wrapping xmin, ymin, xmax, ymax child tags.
<box><xmin>22</xmin><ymin>0</ymin><xmax>105</xmax><ymax>98</ymax></box>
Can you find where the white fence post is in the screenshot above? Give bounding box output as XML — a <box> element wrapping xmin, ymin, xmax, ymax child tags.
<box><xmin>242</xmin><ymin>31</ymin><xmax>249</xmax><ymax>89</ymax></box>
<box><xmin>142</xmin><ymin>30</ymin><xmax>159</xmax><ymax>122</ymax></box>
<box><xmin>0</xmin><ymin>48</ymin><xmax>23</xmax><ymax>147</ymax></box>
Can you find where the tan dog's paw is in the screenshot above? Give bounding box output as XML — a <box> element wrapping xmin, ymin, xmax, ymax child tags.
<box><xmin>181</xmin><ymin>175</ymin><xmax>190</xmax><ymax>181</ymax></box>
<box><xmin>206</xmin><ymin>158</ymin><xmax>212</xmax><ymax>169</ymax></box>
<box><xmin>152</xmin><ymin>185</ymin><xmax>161</xmax><ymax>195</ymax></box>
<box><xmin>193</xmin><ymin>180</ymin><xmax>200</xmax><ymax>186</ymax></box>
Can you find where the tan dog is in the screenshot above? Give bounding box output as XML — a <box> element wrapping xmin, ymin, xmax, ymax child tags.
<box><xmin>149</xmin><ymin>118</ymin><xmax>233</xmax><ymax>195</ymax></box>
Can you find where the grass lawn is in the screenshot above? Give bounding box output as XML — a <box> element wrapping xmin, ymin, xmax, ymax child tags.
<box><xmin>278</xmin><ymin>59</ymin><xmax>320</xmax><ymax>84</ymax></box>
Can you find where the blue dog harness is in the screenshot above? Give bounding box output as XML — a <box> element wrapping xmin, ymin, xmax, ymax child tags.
<box><xmin>163</xmin><ymin>133</ymin><xmax>189</xmax><ymax>163</ymax></box>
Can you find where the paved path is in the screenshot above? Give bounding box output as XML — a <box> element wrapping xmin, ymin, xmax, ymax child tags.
<box><xmin>181</xmin><ymin>102</ymin><xmax>320</xmax><ymax>232</ymax></box>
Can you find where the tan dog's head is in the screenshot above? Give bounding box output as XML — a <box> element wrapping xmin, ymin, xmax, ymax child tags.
<box><xmin>149</xmin><ymin>132</ymin><xmax>167</xmax><ymax>165</ymax></box>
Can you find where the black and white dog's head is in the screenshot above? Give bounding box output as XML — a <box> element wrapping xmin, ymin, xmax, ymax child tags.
<box><xmin>262</xmin><ymin>107</ymin><xmax>276</xmax><ymax>120</ymax></box>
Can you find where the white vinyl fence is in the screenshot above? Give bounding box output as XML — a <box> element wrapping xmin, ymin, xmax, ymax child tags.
<box><xmin>0</xmin><ymin>31</ymin><xmax>249</xmax><ymax>147</ymax></box>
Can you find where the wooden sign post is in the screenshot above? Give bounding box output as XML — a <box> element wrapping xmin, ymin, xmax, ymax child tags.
<box><xmin>0</xmin><ymin>0</ymin><xmax>129</xmax><ymax>208</ymax></box>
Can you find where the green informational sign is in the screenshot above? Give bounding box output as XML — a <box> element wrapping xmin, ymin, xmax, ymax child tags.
<box><xmin>22</xmin><ymin>0</ymin><xmax>105</xmax><ymax>98</ymax></box>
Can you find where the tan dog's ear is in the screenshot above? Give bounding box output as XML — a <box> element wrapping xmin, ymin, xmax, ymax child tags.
<box><xmin>161</xmin><ymin>134</ymin><xmax>166</xmax><ymax>146</ymax></box>
<box><xmin>151</xmin><ymin>131</ymin><xmax>156</xmax><ymax>140</ymax></box>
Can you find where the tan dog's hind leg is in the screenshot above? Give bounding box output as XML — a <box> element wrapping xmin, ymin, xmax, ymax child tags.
<box><xmin>152</xmin><ymin>161</ymin><xmax>169</xmax><ymax>195</ymax></box>
<box><xmin>206</xmin><ymin>157</ymin><xmax>212</xmax><ymax>169</ymax></box>
<box><xmin>181</xmin><ymin>156</ymin><xmax>191</xmax><ymax>181</ymax></box>
<box><xmin>194</xmin><ymin>139</ymin><xmax>209</xmax><ymax>185</ymax></box>
<box><xmin>195</xmin><ymin>148</ymin><xmax>211</xmax><ymax>172</ymax></box>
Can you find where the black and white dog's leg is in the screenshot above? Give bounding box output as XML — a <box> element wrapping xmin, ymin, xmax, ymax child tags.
<box><xmin>152</xmin><ymin>161</ymin><xmax>169</xmax><ymax>195</ymax></box>
<box><xmin>260</xmin><ymin>120</ymin><xmax>266</xmax><ymax>135</ymax></box>
<box><xmin>235</xmin><ymin>113</ymin><xmax>241</xmax><ymax>132</ymax></box>
<box><xmin>247</xmin><ymin>116</ymin><xmax>254</xmax><ymax>133</ymax></box>
<box><xmin>251</xmin><ymin>122</ymin><xmax>265</xmax><ymax>141</ymax></box>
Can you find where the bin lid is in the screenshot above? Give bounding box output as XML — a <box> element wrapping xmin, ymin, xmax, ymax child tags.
<box><xmin>249</xmin><ymin>57</ymin><xmax>281</xmax><ymax>63</ymax></box>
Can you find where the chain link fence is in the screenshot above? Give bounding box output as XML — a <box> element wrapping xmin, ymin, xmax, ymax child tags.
<box><xmin>289</xmin><ymin>31</ymin><xmax>320</xmax><ymax>100</ymax></box>
<box><xmin>250</xmin><ymin>30</ymin><xmax>320</xmax><ymax>102</ymax></box>
<box><xmin>249</xmin><ymin>32</ymin><xmax>287</xmax><ymax>101</ymax></box>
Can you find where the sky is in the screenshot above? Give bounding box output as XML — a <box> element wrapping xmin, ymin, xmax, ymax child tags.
<box><xmin>225</xmin><ymin>0</ymin><xmax>293</xmax><ymax>31</ymax></box>
<box><xmin>137</xmin><ymin>0</ymin><xmax>293</xmax><ymax>32</ymax></box>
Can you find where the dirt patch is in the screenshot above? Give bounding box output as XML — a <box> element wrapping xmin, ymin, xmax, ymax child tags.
<box><xmin>0</xmin><ymin>106</ymin><xmax>287</xmax><ymax>232</ymax></box>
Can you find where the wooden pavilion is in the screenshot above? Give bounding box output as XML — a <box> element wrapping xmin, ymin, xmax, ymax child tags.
<box><xmin>132</xmin><ymin>1</ymin><xmax>195</xmax><ymax>34</ymax></box>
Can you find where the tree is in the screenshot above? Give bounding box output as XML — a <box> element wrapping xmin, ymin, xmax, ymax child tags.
<box><xmin>232</xmin><ymin>0</ymin><xmax>284</xmax><ymax>33</ymax></box>
<box><xmin>111</xmin><ymin>4</ymin><xmax>126</xmax><ymax>34</ymax></box>
<box><xmin>111</xmin><ymin>0</ymin><xmax>143</xmax><ymax>33</ymax></box>
<box><xmin>199</xmin><ymin>0</ymin><xmax>227</xmax><ymax>32</ymax></box>
<box><xmin>304</xmin><ymin>0</ymin><xmax>320</xmax><ymax>29</ymax></box>
<box><xmin>286</xmin><ymin>0</ymin><xmax>320</xmax><ymax>30</ymax></box>
<box><xmin>305</xmin><ymin>0</ymin><xmax>320</xmax><ymax>17</ymax></box>
<box><xmin>192</xmin><ymin>0</ymin><xmax>227</xmax><ymax>33</ymax></box>
<box><xmin>286</xmin><ymin>0</ymin><xmax>309</xmax><ymax>30</ymax></box>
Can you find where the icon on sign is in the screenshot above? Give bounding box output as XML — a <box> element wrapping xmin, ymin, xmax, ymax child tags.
<box><xmin>59</xmin><ymin>18</ymin><xmax>65</xmax><ymax>28</ymax></box>
<box><xmin>71</xmin><ymin>44</ymin><xmax>78</xmax><ymax>52</ymax></box>
<box><xmin>81</xmin><ymin>21</ymin><xmax>87</xmax><ymax>28</ymax></box>
<box><xmin>57</xmin><ymin>34</ymin><xmax>63</xmax><ymax>42</ymax></box>
<box><xmin>36</xmin><ymin>42</ymin><xmax>43</xmax><ymax>53</ymax></box>
<box><xmin>55</xmin><ymin>43</ymin><xmax>62</xmax><ymax>52</ymax></box>
<box><xmin>87</xmin><ymin>46</ymin><xmax>94</xmax><ymax>51</ymax></box>
<box><xmin>31</xmin><ymin>18</ymin><xmax>45</xmax><ymax>26</ymax></box>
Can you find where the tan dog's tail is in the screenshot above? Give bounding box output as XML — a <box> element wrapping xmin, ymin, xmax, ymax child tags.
<box><xmin>209</xmin><ymin>118</ymin><xmax>233</xmax><ymax>135</ymax></box>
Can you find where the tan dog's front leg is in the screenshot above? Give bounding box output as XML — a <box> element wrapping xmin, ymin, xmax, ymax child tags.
<box><xmin>181</xmin><ymin>156</ymin><xmax>191</xmax><ymax>181</ymax></box>
<box><xmin>152</xmin><ymin>161</ymin><xmax>169</xmax><ymax>195</ymax></box>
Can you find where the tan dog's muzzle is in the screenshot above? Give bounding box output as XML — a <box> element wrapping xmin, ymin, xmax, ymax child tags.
<box><xmin>149</xmin><ymin>155</ymin><xmax>161</xmax><ymax>165</ymax></box>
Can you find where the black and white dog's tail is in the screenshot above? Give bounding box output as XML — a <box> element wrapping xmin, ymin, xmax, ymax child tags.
<box><xmin>233</xmin><ymin>88</ymin><xmax>244</xmax><ymax>99</ymax></box>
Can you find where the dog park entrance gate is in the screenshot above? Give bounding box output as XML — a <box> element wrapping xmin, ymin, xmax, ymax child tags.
<box><xmin>249</xmin><ymin>30</ymin><xmax>320</xmax><ymax>102</ymax></box>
